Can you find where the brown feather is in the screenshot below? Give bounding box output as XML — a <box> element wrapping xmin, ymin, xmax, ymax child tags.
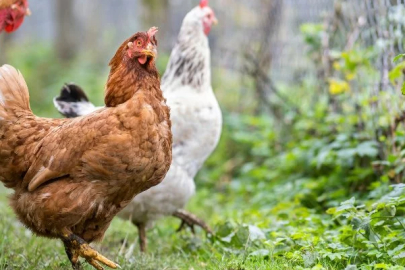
<box><xmin>0</xmin><ymin>29</ymin><xmax>172</xmax><ymax>250</ymax></box>
<box><xmin>0</xmin><ymin>0</ymin><xmax>18</xmax><ymax>9</ymax></box>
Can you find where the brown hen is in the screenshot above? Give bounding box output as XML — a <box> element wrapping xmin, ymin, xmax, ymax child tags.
<box><xmin>0</xmin><ymin>27</ymin><xmax>172</xmax><ymax>270</ymax></box>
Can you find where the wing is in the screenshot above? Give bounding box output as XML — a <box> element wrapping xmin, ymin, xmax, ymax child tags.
<box><xmin>164</xmin><ymin>87</ymin><xmax>222</xmax><ymax>174</ymax></box>
<box><xmin>22</xmin><ymin>125</ymin><xmax>75</xmax><ymax>191</ymax></box>
<box><xmin>22</xmin><ymin>110</ymin><xmax>115</xmax><ymax>191</ymax></box>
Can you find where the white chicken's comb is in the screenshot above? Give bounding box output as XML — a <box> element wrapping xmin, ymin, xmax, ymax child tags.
<box><xmin>200</xmin><ymin>0</ymin><xmax>208</xmax><ymax>8</ymax></box>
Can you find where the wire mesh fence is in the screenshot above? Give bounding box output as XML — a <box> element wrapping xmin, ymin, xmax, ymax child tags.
<box><xmin>265</xmin><ymin>0</ymin><xmax>405</xmax><ymax>89</ymax></box>
<box><xmin>1</xmin><ymin>0</ymin><xmax>403</xmax><ymax>91</ymax></box>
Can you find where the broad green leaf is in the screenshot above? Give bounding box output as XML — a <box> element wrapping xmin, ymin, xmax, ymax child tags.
<box><xmin>393</xmin><ymin>54</ymin><xmax>405</xmax><ymax>62</ymax></box>
<box><xmin>356</xmin><ymin>141</ymin><xmax>378</xmax><ymax>157</ymax></box>
<box><xmin>394</xmin><ymin>252</ymin><xmax>405</xmax><ymax>259</ymax></box>
<box><xmin>374</xmin><ymin>263</ymin><xmax>389</xmax><ymax>269</ymax></box>
<box><xmin>248</xmin><ymin>225</ymin><xmax>266</xmax><ymax>241</ymax></box>
<box><xmin>351</xmin><ymin>217</ymin><xmax>362</xmax><ymax>230</ymax></box>
<box><xmin>389</xmin><ymin>62</ymin><xmax>405</xmax><ymax>84</ymax></box>
<box><xmin>389</xmin><ymin>205</ymin><xmax>396</xmax><ymax>216</ymax></box>
<box><xmin>249</xmin><ymin>249</ymin><xmax>270</xmax><ymax>257</ymax></box>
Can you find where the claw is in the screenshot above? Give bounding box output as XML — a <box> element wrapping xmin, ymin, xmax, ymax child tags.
<box><xmin>63</xmin><ymin>233</ymin><xmax>119</xmax><ymax>270</ymax></box>
<box><xmin>172</xmin><ymin>209</ymin><xmax>213</xmax><ymax>235</ymax></box>
<box><xmin>86</xmin><ymin>258</ymin><xmax>104</xmax><ymax>270</ymax></box>
<box><xmin>176</xmin><ymin>220</ymin><xmax>196</xmax><ymax>234</ymax></box>
<box><xmin>175</xmin><ymin>220</ymin><xmax>186</xmax><ymax>233</ymax></box>
<box><xmin>80</xmin><ymin>243</ymin><xmax>118</xmax><ymax>269</ymax></box>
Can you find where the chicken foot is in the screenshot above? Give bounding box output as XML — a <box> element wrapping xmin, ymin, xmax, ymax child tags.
<box><xmin>62</xmin><ymin>232</ymin><xmax>119</xmax><ymax>270</ymax></box>
<box><xmin>172</xmin><ymin>209</ymin><xmax>213</xmax><ymax>235</ymax></box>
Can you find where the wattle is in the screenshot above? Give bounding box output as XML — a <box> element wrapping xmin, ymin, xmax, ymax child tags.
<box><xmin>138</xmin><ymin>55</ymin><xmax>147</xmax><ymax>65</ymax></box>
<box><xmin>203</xmin><ymin>22</ymin><xmax>211</xmax><ymax>35</ymax></box>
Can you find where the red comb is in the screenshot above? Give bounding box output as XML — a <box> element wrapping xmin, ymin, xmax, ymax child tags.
<box><xmin>147</xmin><ymin>26</ymin><xmax>158</xmax><ymax>38</ymax></box>
<box><xmin>199</xmin><ymin>0</ymin><xmax>208</xmax><ymax>8</ymax></box>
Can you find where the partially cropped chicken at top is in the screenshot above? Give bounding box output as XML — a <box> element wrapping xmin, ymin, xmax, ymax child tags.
<box><xmin>0</xmin><ymin>27</ymin><xmax>172</xmax><ymax>270</ymax></box>
<box><xmin>54</xmin><ymin>0</ymin><xmax>222</xmax><ymax>252</ymax></box>
<box><xmin>0</xmin><ymin>0</ymin><xmax>30</xmax><ymax>33</ymax></box>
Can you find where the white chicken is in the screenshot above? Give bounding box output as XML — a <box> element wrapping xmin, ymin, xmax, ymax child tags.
<box><xmin>53</xmin><ymin>0</ymin><xmax>222</xmax><ymax>252</ymax></box>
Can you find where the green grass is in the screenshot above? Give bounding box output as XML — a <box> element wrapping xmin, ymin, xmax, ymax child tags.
<box><xmin>2</xmin><ymin>181</ymin><xmax>402</xmax><ymax>270</ymax></box>
<box><xmin>0</xmin><ymin>179</ymin><xmax>355</xmax><ymax>270</ymax></box>
<box><xmin>0</xmin><ymin>186</ymin><xmax>294</xmax><ymax>270</ymax></box>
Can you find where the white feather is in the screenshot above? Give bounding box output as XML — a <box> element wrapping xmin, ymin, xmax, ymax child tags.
<box><xmin>53</xmin><ymin>98</ymin><xmax>100</xmax><ymax>117</ymax></box>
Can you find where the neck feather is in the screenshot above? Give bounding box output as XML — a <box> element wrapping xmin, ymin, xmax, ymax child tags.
<box><xmin>161</xmin><ymin>23</ymin><xmax>211</xmax><ymax>91</ymax></box>
<box><xmin>105</xmin><ymin>62</ymin><xmax>160</xmax><ymax>107</ymax></box>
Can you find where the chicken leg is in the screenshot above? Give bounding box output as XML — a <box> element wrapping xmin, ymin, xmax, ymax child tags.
<box><xmin>134</xmin><ymin>222</ymin><xmax>147</xmax><ymax>253</ymax></box>
<box><xmin>62</xmin><ymin>232</ymin><xmax>119</xmax><ymax>270</ymax></box>
<box><xmin>172</xmin><ymin>209</ymin><xmax>213</xmax><ymax>235</ymax></box>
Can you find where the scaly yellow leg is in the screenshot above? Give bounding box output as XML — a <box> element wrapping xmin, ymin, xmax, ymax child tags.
<box><xmin>62</xmin><ymin>232</ymin><xmax>120</xmax><ymax>270</ymax></box>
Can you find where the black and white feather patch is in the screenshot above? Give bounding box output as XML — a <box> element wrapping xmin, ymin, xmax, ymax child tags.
<box><xmin>53</xmin><ymin>83</ymin><xmax>96</xmax><ymax>118</ymax></box>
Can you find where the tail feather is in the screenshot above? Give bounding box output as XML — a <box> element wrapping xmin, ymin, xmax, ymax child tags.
<box><xmin>53</xmin><ymin>83</ymin><xmax>97</xmax><ymax>118</ymax></box>
<box><xmin>0</xmin><ymin>64</ymin><xmax>31</xmax><ymax>119</ymax></box>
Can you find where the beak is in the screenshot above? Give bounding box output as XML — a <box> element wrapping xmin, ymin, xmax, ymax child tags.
<box><xmin>26</xmin><ymin>8</ymin><xmax>31</xmax><ymax>16</ymax></box>
<box><xmin>212</xmin><ymin>16</ymin><xmax>218</xmax><ymax>25</ymax></box>
<box><xmin>141</xmin><ymin>43</ymin><xmax>157</xmax><ymax>58</ymax></box>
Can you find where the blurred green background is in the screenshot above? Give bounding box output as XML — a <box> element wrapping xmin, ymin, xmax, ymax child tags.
<box><xmin>2</xmin><ymin>0</ymin><xmax>405</xmax><ymax>269</ymax></box>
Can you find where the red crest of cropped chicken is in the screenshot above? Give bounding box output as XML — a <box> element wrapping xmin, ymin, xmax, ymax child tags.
<box><xmin>0</xmin><ymin>0</ymin><xmax>30</xmax><ymax>33</ymax></box>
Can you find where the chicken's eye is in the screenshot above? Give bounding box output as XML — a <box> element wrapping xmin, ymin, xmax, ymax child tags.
<box><xmin>136</xmin><ymin>40</ymin><xmax>143</xmax><ymax>47</ymax></box>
